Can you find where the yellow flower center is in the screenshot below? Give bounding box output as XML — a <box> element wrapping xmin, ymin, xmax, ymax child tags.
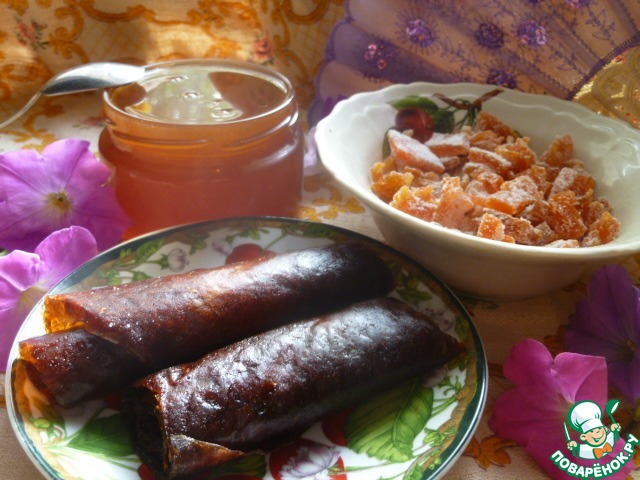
<box><xmin>47</xmin><ymin>191</ymin><xmax>73</xmax><ymax>213</ymax></box>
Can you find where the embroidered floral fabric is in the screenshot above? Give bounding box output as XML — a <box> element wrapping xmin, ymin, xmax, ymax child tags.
<box><xmin>310</xmin><ymin>0</ymin><xmax>640</xmax><ymax>126</ymax></box>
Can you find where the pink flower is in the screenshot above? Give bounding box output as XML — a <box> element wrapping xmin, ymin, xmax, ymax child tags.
<box><xmin>0</xmin><ymin>226</ymin><xmax>98</xmax><ymax>369</ymax></box>
<box><xmin>489</xmin><ymin>339</ymin><xmax>633</xmax><ymax>479</ymax></box>
<box><xmin>0</xmin><ymin>139</ymin><xmax>131</xmax><ymax>252</ymax></box>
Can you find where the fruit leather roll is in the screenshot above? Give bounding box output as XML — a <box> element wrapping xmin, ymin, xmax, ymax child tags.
<box><xmin>124</xmin><ymin>297</ymin><xmax>464</xmax><ymax>480</ymax></box>
<box><xmin>18</xmin><ymin>242</ymin><xmax>394</xmax><ymax>407</ymax></box>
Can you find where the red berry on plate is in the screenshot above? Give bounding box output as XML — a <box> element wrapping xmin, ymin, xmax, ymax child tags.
<box><xmin>395</xmin><ymin>107</ymin><xmax>435</xmax><ymax>142</ymax></box>
<box><xmin>225</xmin><ymin>244</ymin><xmax>274</xmax><ymax>265</ymax></box>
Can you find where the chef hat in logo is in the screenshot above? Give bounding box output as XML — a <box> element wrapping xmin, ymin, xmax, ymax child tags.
<box><xmin>568</xmin><ymin>400</ymin><xmax>604</xmax><ymax>434</ymax></box>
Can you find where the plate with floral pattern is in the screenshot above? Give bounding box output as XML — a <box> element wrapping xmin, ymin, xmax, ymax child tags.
<box><xmin>7</xmin><ymin>217</ymin><xmax>486</xmax><ymax>480</ymax></box>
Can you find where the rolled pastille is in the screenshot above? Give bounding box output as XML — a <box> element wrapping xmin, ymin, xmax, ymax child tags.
<box><xmin>18</xmin><ymin>242</ymin><xmax>394</xmax><ymax>407</ymax></box>
<box><xmin>124</xmin><ymin>297</ymin><xmax>464</xmax><ymax>480</ymax></box>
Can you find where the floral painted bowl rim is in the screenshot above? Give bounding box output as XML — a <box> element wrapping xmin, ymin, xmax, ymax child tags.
<box><xmin>6</xmin><ymin>216</ymin><xmax>487</xmax><ymax>480</ymax></box>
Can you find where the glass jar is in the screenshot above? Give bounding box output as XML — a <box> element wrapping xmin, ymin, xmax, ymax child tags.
<box><xmin>99</xmin><ymin>59</ymin><xmax>304</xmax><ymax>238</ymax></box>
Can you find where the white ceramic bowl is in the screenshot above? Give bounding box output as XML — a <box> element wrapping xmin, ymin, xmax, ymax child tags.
<box><xmin>315</xmin><ymin>82</ymin><xmax>640</xmax><ymax>301</ymax></box>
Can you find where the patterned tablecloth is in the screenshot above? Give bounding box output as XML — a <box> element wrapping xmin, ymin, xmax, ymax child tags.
<box><xmin>0</xmin><ymin>2</ymin><xmax>639</xmax><ymax>479</ymax></box>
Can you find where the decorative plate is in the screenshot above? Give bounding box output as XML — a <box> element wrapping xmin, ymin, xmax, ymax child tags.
<box><xmin>6</xmin><ymin>217</ymin><xmax>486</xmax><ymax>480</ymax></box>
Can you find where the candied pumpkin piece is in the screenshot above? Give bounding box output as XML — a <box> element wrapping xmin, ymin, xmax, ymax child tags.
<box><xmin>581</xmin><ymin>211</ymin><xmax>621</xmax><ymax>246</ymax></box>
<box><xmin>440</xmin><ymin>156</ymin><xmax>462</xmax><ymax>171</ymax></box>
<box><xmin>468</xmin><ymin>147</ymin><xmax>513</xmax><ymax>178</ymax></box>
<box><xmin>387</xmin><ymin>129</ymin><xmax>445</xmax><ymax>173</ymax></box>
<box><xmin>548</xmin><ymin>166</ymin><xmax>595</xmax><ymax>204</ymax></box>
<box><xmin>535</xmin><ymin>221</ymin><xmax>559</xmax><ymax>245</ymax></box>
<box><xmin>477</xmin><ymin>212</ymin><xmax>515</xmax><ymax>243</ymax></box>
<box><xmin>520</xmin><ymin>199</ymin><xmax>550</xmax><ymax>226</ymax></box>
<box><xmin>582</xmin><ymin>200</ymin><xmax>608</xmax><ymax>226</ymax></box>
<box><xmin>474</xmin><ymin>111</ymin><xmax>518</xmax><ymax>139</ymax></box>
<box><xmin>495</xmin><ymin>137</ymin><xmax>537</xmax><ymax>173</ymax></box>
<box><xmin>548</xmin><ymin>190</ymin><xmax>587</xmax><ymax>240</ymax></box>
<box><xmin>425</xmin><ymin>131</ymin><xmax>470</xmax><ymax>157</ymax></box>
<box><xmin>407</xmin><ymin>168</ymin><xmax>441</xmax><ymax>188</ymax></box>
<box><xmin>390</xmin><ymin>185</ymin><xmax>437</xmax><ymax>221</ymax></box>
<box><xmin>371</xmin><ymin>156</ymin><xmax>397</xmax><ymax>181</ymax></box>
<box><xmin>488</xmin><ymin>209</ymin><xmax>542</xmax><ymax>245</ymax></box>
<box><xmin>480</xmin><ymin>175</ymin><xmax>542</xmax><ymax>215</ymax></box>
<box><xmin>465</xmin><ymin>165</ymin><xmax>504</xmax><ymax>193</ymax></box>
<box><xmin>371</xmin><ymin>170</ymin><xmax>414</xmax><ymax>202</ymax></box>
<box><xmin>467</xmin><ymin>128</ymin><xmax>505</xmax><ymax>151</ymax></box>
<box><xmin>433</xmin><ymin>176</ymin><xmax>474</xmax><ymax>229</ymax></box>
<box><xmin>519</xmin><ymin>165</ymin><xmax>550</xmax><ymax>197</ymax></box>
<box><xmin>540</xmin><ymin>134</ymin><xmax>574</xmax><ymax>168</ymax></box>
<box><xmin>465</xmin><ymin>179</ymin><xmax>491</xmax><ymax>203</ymax></box>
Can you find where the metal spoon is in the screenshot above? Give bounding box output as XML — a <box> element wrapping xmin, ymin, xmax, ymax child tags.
<box><xmin>0</xmin><ymin>62</ymin><xmax>146</xmax><ymax>129</ymax></box>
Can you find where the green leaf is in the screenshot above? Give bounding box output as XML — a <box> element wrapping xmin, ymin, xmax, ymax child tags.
<box><xmin>135</xmin><ymin>239</ymin><xmax>165</xmax><ymax>263</ymax></box>
<box><xmin>131</xmin><ymin>270</ymin><xmax>152</xmax><ymax>282</ymax></box>
<box><xmin>433</xmin><ymin>110</ymin><xmax>456</xmax><ymax>133</ymax></box>
<box><xmin>33</xmin><ymin>396</ymin><xmax>64</xmax><ymax>428</ymax></box>
<box><xmin>294</xmin><ymin>222</ymin><xmax>336</xmax><ymax>238</ymax></box>
<box><xmin>345</xmin><ymin>379</ymin><xmax>434</xmax><ymax>462</ymax></box>
<box><xmin>403</xmin><ymin>462</ymin><xmax>426</xmax><ymax>480</ymax></box>
<box><xmin>454</xmin><ymin>316</ymin><xmax>470</xmax><ymax>342</ymax></box>
<box><xmin>390</xmin><ymin>96</ymin><xmax>440</xmax><ymax>114</ymax></box>
<box><xmin>64</xmin><ymin>413</ymin><xmax>135</xmax><ymax>458</ymax></box>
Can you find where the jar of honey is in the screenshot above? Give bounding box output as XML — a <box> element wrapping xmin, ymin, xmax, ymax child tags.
<box><xmin>99</xmin><ymin>59</ymin><xmax>304</xmax><ymax>238</ymax></box>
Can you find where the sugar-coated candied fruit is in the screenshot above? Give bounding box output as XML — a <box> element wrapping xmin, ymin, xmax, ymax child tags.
<box><xmin>370</xmin><ymin>105</ymin><xmax>620</xmax><ymax>247</ymax></box>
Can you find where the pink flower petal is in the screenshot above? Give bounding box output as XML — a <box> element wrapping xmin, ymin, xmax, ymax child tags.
<box><xmin>0</xmin><ymin>139</ymin><xmax>131</xmax><ymax>251</ymax></box>
<box><xmin>34</xmin><ymin>226</ymin><xmax>98</xmax><ymax>289</ymax></box>
<box><xmin>0</xmin><ymin>250</ymin><xmax>41</xmax><ymax>307</ymax></box>
<box><xmin>0</xmin><ymin>250</ymin><xmax>42</xmax><ymax>368</ymax></box>
<box><xmin>488</xmin><ymin>339</ymin><xmax>632</xmax><ymax>480</ymax></box>
<box><xmin>0</xmin><ymin>226</ymin><xmax>99</xmax><ymax>370</ymax></box>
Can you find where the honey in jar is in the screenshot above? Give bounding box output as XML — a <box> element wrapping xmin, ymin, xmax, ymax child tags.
<box><xmin>99</xmin><ymin>59</ymin><xmax>304</xmax><ymax>238</ymax></box>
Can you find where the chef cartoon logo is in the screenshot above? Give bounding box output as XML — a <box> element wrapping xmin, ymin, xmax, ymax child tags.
<box><xmin>565</xmin><ymin>400</ymin><xmax>620</xmax><ymax>460</ymax></box>
<box><xmin>550</xmin><ymin>399</ymin><xmax>639</xmax><ymax>479</ymax></box>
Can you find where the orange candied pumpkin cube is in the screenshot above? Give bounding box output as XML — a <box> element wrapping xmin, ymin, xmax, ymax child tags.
<box><xmin>387</xmin><ymin>129</ymin><xmax>445</xmax><ymax>174</ymax></box>
<box><xmin>433</xmin><ymin>176</ymin><xmax>475</xmax><ymax>229</ymax></box>
<box><xmin>480</xmin><ymin>175</ymin><xmax>542</xmax><ymax>215</ymax></box>
<box><xmin>548</xmin><ymin>190</ymin><xmax>587</xmax><ymax>240</ymax></box>
<box><xmin>425</xmin><ymin>131</ymin><xmax>470</xmax><ymax>157</ymax></box>
<box><xmin>540</xmin><ymin>134</ymin><xmax>574</xmax><ymax>168</ymax></box>
<box><xmin>489</xmin><ymin>210</ymin><xmax>542</xmax><ymax>245</ymax></box>
<box><xmin>520</xmin><ymin>199</ymin><xmax>550</xmax><ymax>226</ymax></box>
<box><xmin>581</xmin><ymin>211</ymin><xmax>621</xmax><ymax>246</ymax></box>
<box><xmin>519</xmin><ymin>165</ymin><xmax>550</xmax><ymax>197</ymax></box>
<box><xmin>467</xmin><ymin>128</ymin><xmax>505</xmax><ymax>151</ymax></box>
<box><xmin>582</xmin><ymin>200</ymin><xmax>608</xmax><ymax>226</ymax></box>
<box><xmin>465</xmin><ymin>165</ymin><xmax>504</xmax><ymax>193</ymax></box>
<box><xmin>371</xmin><ymin>156</ymin><xmax>397</xmax><ymax>181</ymax></box>
<box><xmin>371</xmin><ymin>170</ymin><xmax>414</xmax><ymax>203</ymax></box>
<box><xmin>390</xmin><ymin>185</ymin><xmax>437</xmax><ymax>221</ymax></box>
<box><xmin>495</xmin><ymin>137</ymin><xmax>537</xmax><ymax>173</ymax></box>
<box><xmin>467</xmin><ymin>147</ymin><xmax>513</xmax><ymax>178</ymax></box>
<box><xmin>474</xmin><ymin>111</ymin><xmax>518</xmax><ymax>140</ymax></box>
<box><xmin>548</xmin><ymin>166</ymin><xmax>595</xmax><ymax>204</ymax></box>
<box><xmin>476</xmin><ymin>212</ymin><xmax>514</xmax><ymax>243</ymax></box>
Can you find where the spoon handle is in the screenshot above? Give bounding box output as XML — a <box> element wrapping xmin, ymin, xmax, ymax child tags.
<box><xmin>0</xmin><ymin>91</ymin><xmax>43</xmax><ymax>130</ymax></box>
<box><xmin>0</xmin><ymin>62</ymin><xmax>146</xmax><ymax>130</ymax></box>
